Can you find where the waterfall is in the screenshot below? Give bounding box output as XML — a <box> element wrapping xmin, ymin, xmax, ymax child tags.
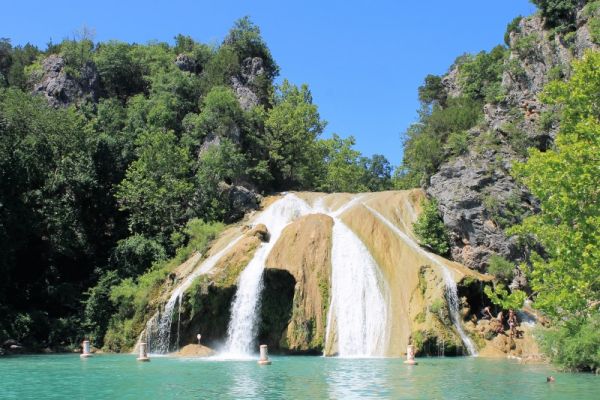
<box><xmin>327</xmin><ymin>218</ymin><xmax>390</xmax><ymax>356</ymax></box>
<box><xmin>364</xmin><ymin>204</ymin><xmax>477</xmax><ymax>356</ymax></box>
<box><xmin>145</xmin><ymin>235</ymin><xmax>243</xmax><ymax>354</ymax></box>
<box><xmin>223</xmin><ymin>194</ymin><xmax>312</xmax><ymax>357</ymax></box>
<box><xmin>317</xmin><ymin>196</ymin><xmax>390</xmax><ymax>357</ymax></box>
<box><xmin>440</xmin><ymin>267</ymin><xmax>478</xmax><ymax>356</ymax></box>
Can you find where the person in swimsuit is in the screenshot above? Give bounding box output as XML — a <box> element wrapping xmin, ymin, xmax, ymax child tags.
<box><xmin>508</xmin><ymin>309</ymin><xmax>518</xmax><ymax>338</ymax></box>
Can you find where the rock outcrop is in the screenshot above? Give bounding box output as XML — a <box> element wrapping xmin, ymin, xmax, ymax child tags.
<box><xmin>231</xmin><ymin>57</ymin><xmax>264</xmax><ymax>110</ymax></box>
<box><xmin>428</xmin><ymin>6</ymin><xmax>597</xmax><ymax>271</ymax></box>
<box><xmin>32</xmin><ymin>55</ymin><xmax>99</xmax><ymax>107</ymax></box>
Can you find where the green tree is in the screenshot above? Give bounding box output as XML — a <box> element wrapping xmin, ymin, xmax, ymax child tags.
<box><xmin>94</xmin><ymin>41</ymin><xmax>145</xmax><ymax>99</ymax></box>
<box><xmin>317</xmin><ymin>134</ymin><xmax>366</xmax><ymax>193</ymax></box>
<box><xmin>116</xmin><ymin>130</ymin><xmax>194</xmax><ymax>247</ymax></box>
<box><xmin>530</xmin><ymin>0</ymin><xmax>581</xmax><ymax>31</ymax></box>
<box><xmin>508</xmin><ymin>51</ymin><xmax>600</xmax><ymax>371</ymax></box>
<box><xmin>265</xmin><ymin>80</ymin><xmax>325</xmax><ymax>189</ymax></box>
<box><xmin>413</xmin><ymin>198</ymin><xmax>451</xmax><ymax>256</ymax></box>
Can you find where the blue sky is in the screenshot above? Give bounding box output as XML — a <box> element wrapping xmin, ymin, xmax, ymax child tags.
<box><xmin>3</xmin><ymin>0</ymin><xmax>536</xmax><ymax>166</ymax></box>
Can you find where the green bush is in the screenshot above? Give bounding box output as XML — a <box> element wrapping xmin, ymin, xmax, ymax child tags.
<box><xmin>530</xmin><ymin>0</ymin><xmax>580</xmax><ymax>32</ymax></box>
<box><xmin>445</xmin><ymin>130</ymin><xmax>470</xmax><ymax>156</ymax></box>
<box><xmin>484</xmin><ymin>284</ymin><xmax>526</xmax><ymax>310</ymax></box>
<box><xmin>505</xmin><ymin>16</ymin><xmax>524</xmax><ymax>45</ymax></box>
<box><xmin>538</xmin><ymin>314</ymin><xmax>600</xmax><ymax>372</ymax></box>
<box><xmin>487</xmin><ymin>254</ymin><xmax>515</xmax><ymax>281</ymax></box>
<box><xmin>457</xmin><ymin>46</ymin><xmax>507</xmax><ymax>103</ymax></box>
<box><xmin>483</xmin><ymin>191</ymin><xmax>528</xmax><ymax>229</ymax></box>
<box><xmin>513</xmin><ymin>33</ymin><xmax>539</xmax><ymax>58</ymax></box>
<box><xmin>413</xmin><ymin>198</ymin><xmax>451</xmax><ymax>256</ymax></box>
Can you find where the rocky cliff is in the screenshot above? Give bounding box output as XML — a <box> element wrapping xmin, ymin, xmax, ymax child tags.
<box><xmin>427</xmin><ymin>5</ymin><xmax>598</xmax><ymax>278</ymax></box>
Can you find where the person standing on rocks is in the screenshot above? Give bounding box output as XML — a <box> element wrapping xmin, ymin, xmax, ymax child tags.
<box><xmin>508</xmin><ymin>309</ymin><xmax>518</xmax><ymax>339</ymax></box>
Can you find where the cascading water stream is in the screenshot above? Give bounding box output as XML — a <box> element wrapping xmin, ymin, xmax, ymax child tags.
<box><xmin>364</xmin><ymin>204</ymin><xmax>478</xmax><ymax>356</ymax></box>
<box><xmin>145</xmin><ymin>235</ymin><xmax>243</xmax><ymax>354</ymax></box>
<box><xmin>223</xmin><ymin>194</ymin><xmax>312</xmax><ymax>357</ymax></box>
<box><xmin>317</xmin><ymin>196</ymin><xmax>391</xmax><ymax>357</ymax></box>
<box><xmin>326</xmin><ymin>218</ymin><xmax>390</xmax><ymax>356</ymax></box>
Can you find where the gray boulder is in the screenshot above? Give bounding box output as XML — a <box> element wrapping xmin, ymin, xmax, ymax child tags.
<box><xmin>219</xmin><ymin>183</ymin><xmax>262</xmax><ymax>223</ymax></box>
<box><xmin>175</xmin><ymin>53</ymin><xmax>196</xmax><ymax>73</ymax></box>
<box><xmin>32</xmin><ymin>55</ymin><xmax>99</xmax><ymax>107</ymax></box>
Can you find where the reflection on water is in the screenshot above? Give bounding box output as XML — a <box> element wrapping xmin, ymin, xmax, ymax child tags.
<box><xmin>0</xmin><ymin>355</ymin><xmax>598</xmax><ymax>399</ymax></box>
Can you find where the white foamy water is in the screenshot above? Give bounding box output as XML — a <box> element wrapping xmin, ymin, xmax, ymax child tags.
<box><xmin>364</xmin><ymin>204</ymin><xmax>477</xmax><ymax>356</ymax></box>
<box><xmin>222</xmin><ymin>194</ymin><xmax>313</xmax><ymax>358</ymax></box>
<box><xmin>146</xmin><ymin>235</ymin><xmax>243</xmax><ymax>354</ymax></box>
<box><xmin>316</xmin><ymin>196</ymin><xmax>390</xmax><ymax>357</ymax></box>
<box><xmin>327</xmin><ymin>218</ymin><xmax>390</xmax><ymax>356</ymax></box>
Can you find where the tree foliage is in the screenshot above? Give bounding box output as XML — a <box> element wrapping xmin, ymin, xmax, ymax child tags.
<box><xmin>507</xmin><ymin>51</ymin><xmax>600</xmax><ymax>371</ymax></box>
<box><xmin>413</xmin><ymin>198</ymin><xmax>451</xmax><ymax>256</ymax></box>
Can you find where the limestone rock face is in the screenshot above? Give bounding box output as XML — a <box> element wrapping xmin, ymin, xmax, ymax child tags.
<box><xmin>427</xmin><ymin>156</ymin><xmax>536</xmax><ymax>269</ymax></box>
<box><xmin>265</xmin><ymin>214</ymin><xmax>333</xmax><ymax>352</ymax></box>
<box><xmin>231</xmin><ymin>57</ymin><xmax>264</xmax><ymax>110</ymax></box>
<box><xmin>32</xmin><ymin>55</ymin><xmax>99</xmax><ymax>107</ymax></box>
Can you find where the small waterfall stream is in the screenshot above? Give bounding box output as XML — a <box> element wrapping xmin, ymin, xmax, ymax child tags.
<box><xmin>223</xmin><ymin>194</ymin><xmax>312</xmax><ymax>357</ymax></box>
<box><xmin>145</xmin><ymin>235</ymin><xmax>243</xmax><ymax>354</ymax></box>
<box><xmin>364</xmin><ymin>204</ymin><xmax>477</xmax><ymax>356</ymax></box>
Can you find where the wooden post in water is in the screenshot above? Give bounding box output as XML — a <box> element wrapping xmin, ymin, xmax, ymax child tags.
<box><xmin>80</xmin><ymin>340</ymin><xmax>93</xmax><ymax>358</ymax></box>
<box><xmin>404</xmin><ymin>345</ymin><xmax>418</xmax><ymax>365</ymax></box>
<box><xmin>137</xmin><ymin>342</ymin><xmax>150</xmax><ymax>362</ymax></box>
<box><xmin>258</xmin><ymin>344</ymin><xmax>271</xmax><ymax>365</ymax></box>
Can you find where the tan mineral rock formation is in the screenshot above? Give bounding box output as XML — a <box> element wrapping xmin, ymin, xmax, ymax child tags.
<box><xmin>336</xmin><ymin>191</ymin><xmax>484</xmax><ymax>356</ymax></box>
<box><xmin>175</xmin><ymin>344</ymin><xmax>215</xmax><ymax>357</ymax></box>
<box><xmin>265</xmin><ymin>214</ymin><xmax>333</xmax><ymax>352</ymax></box>
<box><xmin>147</xmin><ymin>189</ymin><xmax>506</xmax><ymax>357</ymax></box>
<box><xmin>208</xmin><ymin>224</ymin><xmax>267</xmax><ymax>287</ymax></box>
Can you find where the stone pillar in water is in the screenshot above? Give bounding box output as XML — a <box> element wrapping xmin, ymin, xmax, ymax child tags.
<box><xmin>137</xmin><ymin>342</ymin><xmax>150</xmax><ymax>362</ymax></box>
<box><xmin>404</xmin><ymin>345</ymin><xmax>418</xmax><ymax>365</ymax></box>
<box><xmin>80</xmin><ymin>340</ymin><xmax>92</xmax><ymax>358</ymax></box>
<box><xmin>258</xmin><ymin>344</ymin><xmax>271</xmax><ymax>365</ymax></box>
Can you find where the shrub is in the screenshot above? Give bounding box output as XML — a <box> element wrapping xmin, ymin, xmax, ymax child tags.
<box><xmin>538</xmin><ymin>314</ymin><xmax>600</xmax><ymax>372</ymax></box>
<box><xmin>513</xmin><ymin>34</ymin><xmax>539</xmax><ymax>58</ymax></box>
<box><xmin>445</xmin><ymin>130</ymin><xmax>470</xmax><ymax>156</ymax></box>
<box><xmin>487</xmin><ymin>254</ymin><xmax>515</xmax><ymax>281</ymax></box>
<box><xmin>505</xmin><ymin>16</ymin><xmax>524</xmax><ymax>46</ymax></box>
<box><xmin>530</xmin><ymin>0</ymin><xmax>580</xmax><ymax>32</ymax></box>
<box><xmin>414</xmin><ymin>198</ymin><xmax>451</xmax><ymax>256</ymax></box>
<box><xmin>457</xmin><ymin>46</ymin><xmax>507</xmax><ymax>102</ymax></box>
<box><xmin>484</xmin><ymin>283</ymin><xmax>526</xmax><ymax>310</ymax></box>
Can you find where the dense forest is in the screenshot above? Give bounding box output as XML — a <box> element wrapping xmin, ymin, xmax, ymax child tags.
<box><xmin>1</xmin><ymin>0</ymin><xmax>598</xmax><ymax>372</ymax></box>
<box><xmin>0</xmin><ymin>18</ymin><xmax>393</xmax><ymax>352</ymax></box>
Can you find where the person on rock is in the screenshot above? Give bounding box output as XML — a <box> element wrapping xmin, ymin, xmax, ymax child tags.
<box><xmin>494</xmin><ymin>311</ymin><xmax>505</xmax><ymax>334</ymax></box>
<box><xmin>481</xmin><ymin>306</ymin><xmax>494</xmax><ymax>320</ymax></box>
<box><xmin>508</xmin><ymin>309</ymin><xmax>518</xmax><ymax>339</ymax></box>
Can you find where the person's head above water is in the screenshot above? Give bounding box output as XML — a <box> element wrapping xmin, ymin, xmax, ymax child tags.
<box><xmin>546</xmin><ymin>376</ymin><xmax>555</xmax><ymax>382</ymax></box>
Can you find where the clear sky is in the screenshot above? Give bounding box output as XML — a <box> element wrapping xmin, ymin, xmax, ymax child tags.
<box><xmin>3</xmin><ymin>0</ymin><xmax>536</xmax><ymax>166</ymax></box>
